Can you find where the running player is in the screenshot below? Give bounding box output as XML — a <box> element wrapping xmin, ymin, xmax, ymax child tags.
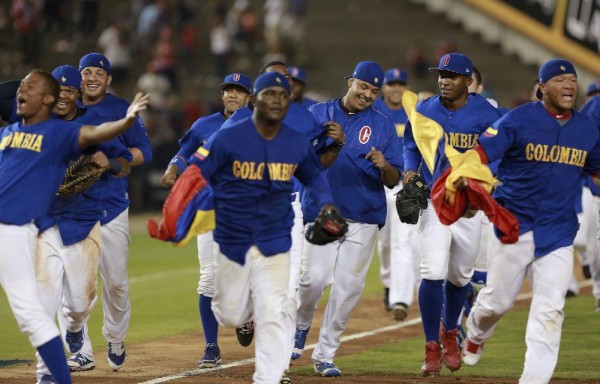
<box><xmin>0</xmin><ymin>69</ymin><xmax>146</xmax><ymax>384</ymax></box>
<box><xmin>293</xmin><ymin>61</ymin><xmax>403</xmax><ymax>377</ymax></box>
<box><xmin>161</xmin><ymin>72</ymin><xmax>252</xmax><ymax>368</ymax></box>
<box><xmin>403</xmin><ymin>53</ymin><xmax>502</xmax><ymax>376</ymax></box>
<box><xmin>64</xmin><ymin>52</ymin><xmax>152</xmax><ymax>371</ymax></box>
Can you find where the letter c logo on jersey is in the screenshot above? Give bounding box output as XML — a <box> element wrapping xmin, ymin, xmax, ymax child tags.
<box><xmin>359</xmin><ymin>126</ymin><xmax>372</xmax><ymax>144</ymax></box>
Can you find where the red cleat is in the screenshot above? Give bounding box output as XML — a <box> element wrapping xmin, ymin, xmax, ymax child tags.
<box><xmin>421</xmin><ymin>341</ymin><xmax>442</xmax><ymax>376</ymax></box>
<box><xmin>440</xmin><ymin>323</ymin><xmax>461</xmax><ymax>372</ymax></box>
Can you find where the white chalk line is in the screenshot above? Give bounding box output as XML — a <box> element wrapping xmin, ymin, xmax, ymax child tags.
<box><xmin>137</xmin><ymin>279</ymin><xmax>593</xmax><ymax>384</ymax></box>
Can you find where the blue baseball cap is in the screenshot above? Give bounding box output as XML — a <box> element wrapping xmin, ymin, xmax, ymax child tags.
<box><xmin>383</xmin><ymin>68</ymin><xmax>409</xmax><ymax>85</ymax></box>
<box><xmin>221</xmin><ymin>73</ymin><xmax>251</xmax><ymax>94</ymax></box>
<box><xmin>536</xmin><ymin>59</ymin><xmax>577</xmax><ymax>99</ymax></box>
<box><xmin>252</xmin><ymin>72</ymin><xmax>291</xmax><ymax>96</ymax></box>
<box><xmin>78</xmin><ymin>52</ymin><xmax>111</xmax><ymax>74</ymax></box>
<box><xmin>587</xmin><ymin>81</ymin><xmax>600</xmax><ymax>96</ymax></box>
<box><xmin>51</xmin><ymin>65</ymin><xmax>82</xmax><ymax>91</ymax></box>
<box><xmin>346</xmin><ymin>61</ymin><xmax>384</xmax><ymax>88</ymax></box>
<box><xmin>288</xmin><ymin>66</ymin><xmax>306</xmax><ymax>84</ymax></box>
<box><xmin>429</xmin><ymin>53</ymin><xmax>472</xmax><ymax>77</ymax></box>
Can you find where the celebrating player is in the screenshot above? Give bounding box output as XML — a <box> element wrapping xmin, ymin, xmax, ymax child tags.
<box><xmin>62</xmin><ymin>53</ymin><xmax>152</xmax><ymax>371</ymax></box>
<box><xmin>292</xmin><ymin>61</ymin><xmax>403</xmax><ymax>377</ymax></box>
<box><xmin>372</xmin><ymin>68</ymin><xmax>419</xmax><ymax>321</ymax></box>
<box><xmin>288</xmin><ymin>66</ymin><xmax>317</xmax><ymax>109</ymax></box>
<box><xmin>0</xmin><ymin>69</ymin><xmax>147</xmax><ymax>384</ymax></box>
<box><xmin>401</xmin><ymin>53</ymin><xmax>502</xmax><ymax>376</ymax></box>
<box><xmin>160</xmin><ymin>71</ymin><xmax>343</xmax><ymax>384</ymax></box>
<box><xmin>462</xmin><ymin>59</ymin><xmax>600</xmax><ymax>383</ymax></box>
<box><xmin>161</xmin><ymin>72</ymin><xmax>252</xmax><ymax>368</ymax></box>
<box><xmin>33</xmin><ymin>65</ymin><xmax>134</xmax><ymax>380</ymax></box>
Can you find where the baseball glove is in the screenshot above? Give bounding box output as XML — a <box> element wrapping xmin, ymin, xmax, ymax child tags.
<box><xmin>57</xmin><ymin>155</ymin><xmax>105</xmax><ymax>196</ymax></box>
<box><xmin>305</xmin><ymin>206</ymin><xmax>348</xmax><ymax>245</ymax></box>
<box><xmin>395</xmin><ymin>174</ymin><xmax>429</xmax><ymax>224</ymax></box>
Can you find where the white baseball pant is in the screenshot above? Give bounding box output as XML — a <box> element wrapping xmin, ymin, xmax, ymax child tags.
<box><xmin>296</xmin><ymin>222</ymin><xmax>378</xmax><ymax>363</ymax></box>
<box><xmin>418</xmin><ymin>205</ymin><xmax>483</xmax><ymax>286</ymax></box>
<box><xmin>211</xmin><ymin>246</ymin><xmax>290</xmax><ymax>384</ymax></box>
<box><xmin>467</xmin><ymin>231</ymin><xmax>573</xmax><ymax>384</ymax></box>
<box><xmin>36</xmin><ymin>223</ymin><xmax>101</xmax><ymax>377</ymax></box>
<box><xmin>0</xmin><ymin>223</ymin><xmax>59</xmax><ymax>347</ymax></box>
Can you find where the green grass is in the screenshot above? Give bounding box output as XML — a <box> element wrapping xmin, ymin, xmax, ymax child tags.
<box><xmin>2</xmin><ymin>228</ymin><xmax>600</xmax><ymax>382</ymax></box>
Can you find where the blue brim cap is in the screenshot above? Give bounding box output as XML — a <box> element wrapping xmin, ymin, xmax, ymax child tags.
<box><xmin>51</xmin><ymin>65</ymin><xmax>82</xmax><ymax>90</ymax></box>
<box><xmin>384</xmin><ymin>68</ymin><xmax>409</xmax><ymax>85</ymax></box>
<box><xmin>79</xmin><ymin>52</ymin><xmax>111</xmax><ymax>74</ymax></box>
<box><xmin>288</xmin><ymin>66</ymin><xmax>306</xmax><ymax>84</ymax></box>
<box><xmin>253</xmin><ymin>72</ymin><xmax>291</xmax><ymax>95</ymax></box>
<box><xmin>346</xmin><ymin>61</ymin><xmax>384</xmax><ymax>88</ymax></box>
<box><xmin>429</xmin><ymin>53</ymin><xmax>472</xmax><ymax>77</ymax></box>
<box><xmin>536</xmin><ymin>59</ymin><xmax>576</xmax><ymax>100</ymax></box>
<box><xmin>221</xmin><ymin>73</ymin><xmax>252</xmax><ymax>93</ymax></box>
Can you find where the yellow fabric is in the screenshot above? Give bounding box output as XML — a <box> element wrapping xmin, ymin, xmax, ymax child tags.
<box><xmin>402</xmin><ymin>90</ymin><xmax>497</xmax><ymax>205</ymax></box>
<box><xmin>175</xmin><ymin>210</ymin><xmax>216</xmax><ymax>247</ymax></box>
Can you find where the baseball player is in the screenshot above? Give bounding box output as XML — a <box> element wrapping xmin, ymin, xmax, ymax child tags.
<box><xmin>161</xmin><ymin>72</ymin><xmax>252</xmax><ymax>368</ymax></box>
<box><xmin>163</xmin><ymin>71</ymin><xmax>341</xmax><ymax>384</ymax></box>
<box><xmin>402</xmin><ymin>53</ymin><xmax>502</xmax><ymax>376</ymax></box>
<box><xmin>61</xmin><ymin>53</ymin><xmax>152</xmax><ymax>371</ymax></box>
<box><xmin>372</xmin><ymin>68</ymin><xmax>419</xmax><ymax>321</ymax></box>
<box><xmin>462</xmin><ymin>59</ymin><xmax>600</xmax><ymax>383</ymax></box>
<box><xmin>293</xmin><ymin>61</ymin><xmax>402</xmax><ymax>377</ymax></box>
<box><xmin>0</xmin><ymin>69</ymin><xmax>146</xmax><ymax>384</ymax></box>
<box><xmin>222</xmin><ymin>61</ymin><xmax>344</xmax><ymax>364</ymax></box>
<box><xmin>288</xmin><ymin>66</ymin><xmax>317</xmax><ymax>109</ymax></box>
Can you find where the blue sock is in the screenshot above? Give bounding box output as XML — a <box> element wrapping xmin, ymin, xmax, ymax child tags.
<box><xmin>37</xmin><ymin>336</ymin><xmax>71</xmax><ymax>384</ymax></box>
<box><xmin>199</xmin><ymin>295</ymin><xmax>219</xmax><ymax>345</ymax></box>
<box><xmin>443</xmin><ymin>280</ymin><xmax>469</xmax><ymax>330</ymax></box>
<box><xmin>472</xmin><ymin>270</ymin><xmax>487</xmax><ymax>285</ymax></box>
<box><xmin>419</xmin><ymin>279</ymin><xmax>444</xmax><ymax>342</ymax></box>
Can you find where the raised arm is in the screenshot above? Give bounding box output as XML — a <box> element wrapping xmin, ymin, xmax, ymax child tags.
<box><xmin>77</xmin><ymin>92</ymin><xmax>149</xmax><ymax>149</ymax></box>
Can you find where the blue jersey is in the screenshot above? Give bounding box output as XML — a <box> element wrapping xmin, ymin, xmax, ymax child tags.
<box><xmin>404</xmin><ymin>94</ymin><xmax>502</xmax><ymax>187</ymax></box>
<box><xmin>302</xmin><ymin>99</ymin><xmax>403</xmax><ymax>226</ymax></box>
<box><xmin>373</xmin><ymin>98</ymin><xmax>408</xmax><ymax>171</ymax></box>
<box><xmin>479</xmin><ymin>102</ymin><xmax>600</xmax><ymax>256</ymax></box>
<box><xmin>0</xmin><ymin>119</ymin><xmax>83</xmax><ymax>225</ymax></box>
<box><xmin>83</xmin><ymin>94</ymin><xmax>152</xmax><ymax>224</ymax></box>
<box><xmin>223</xmin><ymin>103</ymin><xmax>327</xmax><ymax>194</ymax></box>
<box><xmin>37</xmin><ymin>109</ymin><xmax>133</xmax><ymax>245</ymax></box>
<box><xmin>170</xmin><ymin>112</ymin><xmax>226</xmax><ymax>173</ymax></box>
<box><xmin>579</xmin><ymin>96</ymin><xmax>600</xmax><ymax>198</ymax></box>
<box><xmin>189</xmin><ymin>117</ymin><xmax>332</xmax><ymax>265</ymax></box>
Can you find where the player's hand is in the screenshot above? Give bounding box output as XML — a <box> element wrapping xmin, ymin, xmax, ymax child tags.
<box><xmin>91</xmin><ymin>151</ymin><xmax>110</xmax><ymax>169</ymax></box>
<box><xmin>324</xmin><ymin>121</ymin><xmax>345</xmax><ymax>146</ymax></box>
<box><xmin>126</xmin><ymin>92</ymin><xmax>150</xmax><ymax>120</ymax></box>
<box><xmin>162</xmin><ymin>165</ymin><xmax>178</xmax><ymax>188</ymax></box>
<box><xmin>366</xmin><ymin>146</ymin><xmax>388</xmax><ymax>169</ymax></box>
<box><xmin>454</xmin><ymin>177</ymin><xmax>468</xmax><ymax>190</ymax></box>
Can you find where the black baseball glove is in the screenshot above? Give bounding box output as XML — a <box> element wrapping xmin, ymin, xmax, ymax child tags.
<box><xmin>305</xmin><ymin>206</ymin><xmax>348</xmax><ymax>245</ymax></box>
<box><xmin>57</xmin><ymin>155</ymin><xmax>105</xmax><ymax>196</ymax></box>
<box><xmin>395</xmin><ymin>174</ymin><xmax>429</xmax><ymax>224</ymax></box>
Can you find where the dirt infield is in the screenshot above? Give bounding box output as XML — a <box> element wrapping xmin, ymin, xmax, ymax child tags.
<box><xmin>0</xmin><ymin>290</ymin><xmax>591</xmax><ymax>384</ymax></box>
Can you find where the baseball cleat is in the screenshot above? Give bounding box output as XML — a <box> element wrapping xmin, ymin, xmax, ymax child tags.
<box><xmin>421</xmin><ymin>341</ymin><xmax>441</xmax><ymax>376</ymax></box>
<box><xmin>291</xmin><ymin>327</ymin><xmax>310</xmax><ymax>360</ymax></box>
<box><xmin>199</xmin><ymin>343</ymin><xmax>221</xmax><ymax>368</ymax></box>
<box><xmin>392</xmin><ymin>302</ymin><xmax>409</xmax><ymax>321</ymax></box>
<box><xmin>383</xmin><ymin>287</ymin><xmax>391</xmax><ymax>311</ymax></box>
<box><xmin>280</xmin><ymin>374</ymin><xmax>292</xmax><ymax>384</ymax></box>
<box><xmin>462</xmin><ymin>338</ymin><xmax>484</xmax><ymax>366</ymax></box>
<box><xmin>107</xmin><ymin>342</ymin><xmax>126</xmax><ymax>371</ymax></box>
<box><xmin>68</xmin><ymin>352</ymin><xmax>96</xmax><ymax>372</ymax></box>
<box><xmin>440</xmin><ymin>323</ymin><xmax>461</xmax><ymax>372</ymax></box>
<box><xmin>235</xmin><ymin>321</ymin><xmax>254</xmax><ymax>347</ymax></box>
<box><xmin>313</xmin><ymin>360</ymin><xmax>341</xmax><ymax>377</ymax></box>
<box><xmin>36</xmin><ymin>375</ymin><xmax>56</xmax><ymax>384</ymax></box>
<box><xmin>65</xmin><ymin>328</ymin><xmax>84</xmax><ymax>354</ymax></box>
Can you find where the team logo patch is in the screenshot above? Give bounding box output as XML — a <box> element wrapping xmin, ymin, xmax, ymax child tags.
<box><xmin>100</xmin><ymin>60</ymin><xmax>104</xmax><ymax>67</ymax></box>
<box><xmin>374</xmin><ymin>77</ymin><xmax>379</xmax><ymax>84</ymax></box>
<box><xmin>61</xmin><ymin>76</ymin><xmax>67</xmax><ymax>84</ymax></box>
<box><xmin>233</xmin><ymin>73</ymin><xmax>240</xmax><ymax>81</ymax></box>
<box><xmin>560</xmin><ymin>65</ymin><xmax>565</xmax><ymax>71</ymax></box>
<box><xmin>393</xmin><ymin>69</ymin><xmax>400</xmax><ymax>77</ymax></box>
<box><xmin>482</xmin><ymin>127</ymin><xmax>497</xmax><ymax>138</ymax></box>
<box><xmin>276</xmin><ymin>77</ymin><xmax>282</xmax><ymax>84</ymax></box>
<box><xmin>443</xmin><ymin>54</ymin><xmax>450</xmax><ymax>66</ymax></box>
<box><xmin>359</xmin><ymin>126</ymin><xmax>372</xmax><ymax>144</ymax></box>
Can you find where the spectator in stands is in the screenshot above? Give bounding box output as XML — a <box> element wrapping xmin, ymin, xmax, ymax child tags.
<box><xmin>11</xmin><ymin>0</ymin><xmax>43</xmax><ymax>66</ymax></box>
<box><xmin>98</xmin><ymin>19</ymin><xmax>131</xmax><ymax>96</ymax></box>
<box><xmin>210</xmin><ymin>13</ymin><xmax>232</xmax><ymax>81</ymax></box>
